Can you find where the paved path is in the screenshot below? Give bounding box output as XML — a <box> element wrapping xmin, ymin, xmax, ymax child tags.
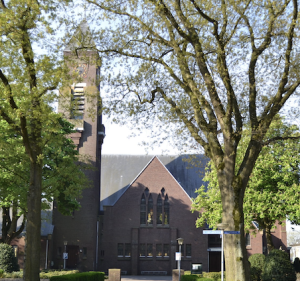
<box><xmin>122</xmin><ymin>276</ymin><xmax>172</xmax><ymax>281</ymax></box>
<box><xmin>0</xmin><ymin>277</ymin><xmax>172</xmax><ymax>281</ymax></box>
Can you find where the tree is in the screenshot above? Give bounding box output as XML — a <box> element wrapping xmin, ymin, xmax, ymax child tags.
<box><xmin>192</xmin><ymin>118</ymin><xmax>300</xmax><ymax>253</ymax></box>
<box><xmin>0</xmin><ymin>1</ymin><xmax>71</xmax><ymax>280</ymax></box>
<box><xmin>0</xmin><ymin>118</ymin><xmax>90</xmax><ymax>245</ymax></box>
<box><xmin>85</xmin><ymin>0</ymin><xmax>300</xmax><ymax>279</ymax></box>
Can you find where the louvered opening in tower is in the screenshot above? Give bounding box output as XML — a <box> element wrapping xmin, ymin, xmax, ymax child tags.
<box><xmin>71</xmin><ymin>83</ymin><xmax>86</xmax><ymax>119</ymax></box>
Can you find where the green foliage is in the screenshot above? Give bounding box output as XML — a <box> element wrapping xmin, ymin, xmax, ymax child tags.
<box><xmin>203</xmin><ymin>272</ymin><xmax>223</xmax><ymax>281</ymax></box>
<box><xmin>39</xmin><ymin>270</ymin><xmax>79</xmax><ymax>279</ymax></box>
<box><xmin>192</xmin><ymin>118</ymin><xmax>300</xmax><ymax>235</ymax></box>
<box><xmin>261</xmin><ymin>249</ymin><xmax>296</xmax><ymax>281</ymax></box>
<box><xmin>249</xmin><ymin>254</ymin><xmax>265</xmax><ymax>281</ymax></box>
<box><xmin>182</xmin><ymin>275</ymin><xmax>213</xmax><ymax>281</ymax></box>
<box><xmin>0</xmin><ymin>269</ymin><xmax>4</xmax><ymax>278</ymax></box>
<box><xmin>293</xmin><ymin>257</ymin><xmax>300</xmax><ymax>273</ymax></box>
<box><xmin>49</xmin><ymin>272</ymin><xmax>105</xmax><ymax>281</ymax></box>
<box><xmin>0</xmin><ymin>243</ymin><xmax>19</xmax><ymax>273</ymax></box>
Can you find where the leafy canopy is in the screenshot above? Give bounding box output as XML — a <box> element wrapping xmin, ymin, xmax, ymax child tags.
<box><xmin>192</xmin><ymin>117</ymin><xmax>300</xmax><ymax>232</ymax></box>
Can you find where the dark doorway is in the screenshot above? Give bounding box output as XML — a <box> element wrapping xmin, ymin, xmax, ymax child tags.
<box><xmin>209</xmin><ymin>251</ymin><xmax>221</xmax><ymax>272</ymax></box>
<box><xmin>66</xmin><ymin>245</ymin><xmax>79</xmax><ymax>269</ymax></box>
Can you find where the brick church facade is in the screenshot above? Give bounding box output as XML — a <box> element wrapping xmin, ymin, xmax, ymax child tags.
<box><xmin>99</xmin><ymin>155</ymin><xmax>208</xmax><ymax>274</ymax></box>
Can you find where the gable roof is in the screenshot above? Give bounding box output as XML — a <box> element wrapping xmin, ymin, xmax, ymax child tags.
<box><xmin>100</xmin><ymin>154</ymin><xmax>208</xmax><ymax>210</ymax></box>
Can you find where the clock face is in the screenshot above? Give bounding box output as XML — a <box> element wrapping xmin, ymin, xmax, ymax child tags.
<box><xmin>74</xmin><ymin>63</ymin><xmax>88</xmax><ymax>78</ymax></box>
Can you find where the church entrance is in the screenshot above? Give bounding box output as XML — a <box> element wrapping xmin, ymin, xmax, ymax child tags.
<box><xmin>66</xmin><ymin>245</ymin><xmax>79</xmax><ymax>269</ymax></box>
<box><xmin>209</xmin><ymin>251</ymin><xmax>221</xmax><ymax>272</ymax></box>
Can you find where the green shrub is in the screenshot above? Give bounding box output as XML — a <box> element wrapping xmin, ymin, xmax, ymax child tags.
<box><xmin>0</xmin><ymin>269</ymin><xmax>4</xmax><ymax>278</ymax></box>
<box><xmin>182</xmin><ymin>274</ymin><xmax>201</xmax><ymax>281</ymax></box>
<box><xmin>249</xmin><ymin>253</ymin><xmax>265</xmax><ymax>281</ymax></box>
<box><xmin>293</xmin><ymin>257</ymin><xmax>300</xmax><ymax>273</ymax></box>
<box><xmin>49</xmin><ymin>271</ymin><xmax>105</xmax><ymax>281</ymax></box>
<box><xmin>203</xmin><ymin>272</ymin><xmax>223</xmax><ymax>281</ymax></box>
<box><xmin>0</xmin><ymin>243</ymin><xmax>19</xmax><ymax>273</ymax></box>
<box><xmin>262</xmin><ymin>249</ymin><xmax>296</xmax><ymax>281</ymax></box>
<box><xmin>40</xmin><ymin>270</ymin><xmax>79</xmax><ymax>279</ymax></box>
<box><xmin>181</xmin><ymin>274</ymin><xmax>215</xmax><ymax>281</ymax></box>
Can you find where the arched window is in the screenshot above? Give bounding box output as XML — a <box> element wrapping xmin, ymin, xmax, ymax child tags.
<box><xmin>147</xmin><ymin>195</ymin><xmax>153</xmax><ymax>224</ymax></box>
<box><xmin>157</xmin><ymin>194</ymin><xmax>163</xmax><ymax>224</ymax></box>
<box><xmin>164</xmin><ymin>195</ymin><xmax>169</xmax><ymax>225</ymax></box>
<box><xmin>140</xmin><ymin>194</ymin><xmax>146</xmax><ymax>225</ymax></box>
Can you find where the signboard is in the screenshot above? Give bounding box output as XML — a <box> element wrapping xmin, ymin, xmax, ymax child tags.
<box><xmin>224</xmin><ymin>231</ymin><xmax>240</xmax><ymax>235</ymax></box>
<box><xmin>191</xmin><ymin>263</ymin><xmax>202</xmax><ymax>274</ymax></box>
<box><xmin>175</xmin><ymin>252</ymin><xmax>181</xmax><ymax>261</ymax></box>
<box><xmin>203</xmin><ymin>230</ymin><xmax>222</xmax><ymax>234</ymax></box>
<box><xmin>63</xmin><ymin>253</ymin><xmax>68</xmax><ymax>260</ymax></box>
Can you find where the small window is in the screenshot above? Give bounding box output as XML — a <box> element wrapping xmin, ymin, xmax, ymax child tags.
<box><xmin>140</xmin><ymin>194</ymin><xmax>146</xmax><ymax>225</ymax></box>
<box><xmin>118</xmin><ymin>243</ymin><xmax>124</xmax><ymax>257</ymax></box>
<box><xmin>147</xmin><ymin>244</ymin><xmax>153</xmax><ymax>257</ymax></box>
<box><xmin>140</xmin><ymin>243</ymin><xmax>146</xmax><ymax>257</ymax></box>
<box><xmin>157</xmin><ymin>195</ymin><xmax>163</xmax><ymax>224</ymax></box>
<box><xmin>164</xmin><ymin>195</ymin><xmax>169</xmax><ymax>225</ymax></box>
<box><xmin>125</xmin><ymin>243</ymin><xmax>131</xmax><ymax>257</ymax></box>
<box><xmin>83</xmin><ymin>247</ymin><xmax>87</xmax><ymax>258</ymax></box>
<box><xmin>186</xmin><ymin>244</ymin><xmax>191</xmax><ymax>257</ymax></box>
<box><xmin>147</xmin><ymin>195</ymin><xmax>153</xmax><ymax>224</ymax></box>
<box><xmin>156</xmin><ymin>244</ymin><xmax>163</xmax><ymax>257</ymax></box>
<box><xmin>57</xmin><ymin>247</ymin><xmax>62</xmax><ymax>257</ymax></box>
<box><xmin>163</xmin><ymin>244</ymin><xmax>169</xmax><ymax>257</ymax></box>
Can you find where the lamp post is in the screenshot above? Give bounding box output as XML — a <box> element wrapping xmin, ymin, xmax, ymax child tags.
<box><xmin>177</xmin><ymin>238</ymin><xmax>184</xmax><ymax>281</ymax></box>
<box><xmin>217</xmin><ymin>223</ymin><xmax>228</xmax><ymax>281</ymax></box>
<box><xmin>45</xmin><ymin>234</ymin><xmax>52</xmax><ymax>269</ymax></box>
<box><xmin>63</xmin><ymin>241</ymin><xmax>68</xmax><ymax>270</ymax></box>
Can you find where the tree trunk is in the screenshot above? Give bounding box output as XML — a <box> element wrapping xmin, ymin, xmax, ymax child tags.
<box><xmin>218</xmin><ymin>165</ymin><xmax>251</xmax><ymax>281</ymax></box>
<box><xmin>23</xmin><ymin>161</ymin><xmax>42</xmax><ymax>281</ymax></box>
<box><xmin>221</xmin><ymin>196</ymin><xmax>250</xmax><ymax>280</ymax></box>
<box><xmin>265</xmin><ymin>226</ymin><xmax>274</xmax><ymax>254</ymax></box>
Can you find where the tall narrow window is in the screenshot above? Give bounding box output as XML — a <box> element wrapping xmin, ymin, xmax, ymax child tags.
<box><xmin>125</xmin><ymin>243</ymin><xmax>131</xmax><ymax>257</ymax></box>
<box><xmin>163</xmin><ymin>244</ymin><xmax>169</xmax><ymax>257</ymax></box>
<box><xmin>157</xmin><ymin>195</ymin><xmax>163</xmax><ymax>224</ymax></box>
<box><xmin>140</xmin><ymin>194</ymin><xmax>146</xmax><ymax>225</ymax></box>
<box><xmin>164</xmin><ymin>195</ymin><xmax>169</xmax><ymax>225</ymax></box>
<box><xmin>147</xmin><ymin>244</ymin><xmax>153</xmax><ymax>257</ymax></box>
<box><xmin>83</xmin><ymin>247</ymin><xmax>87</xmax><ymax>258</ymax></box>
<box><xmin>156</xmin><ymin>244</ymin><xmax>163</xmax><ymax>257</ymax></box>
<box><xmin>186</xmin><ymin>244</ymin><xmax>191</xmax><ymax>257</ymax></box>
<box><xmin>140</xmin><ymin>244</ymin><xmax>146</xmax><ymax>257</ymax></box>
<box><xmin>117</xmin><ymin>243</ymin><xmax>124</xmax><ymax>257</ymax></box>
<box><xmin>147</xmin><ymin>195</ymin><xmax>153</xmax><ymax>224</ymax></box>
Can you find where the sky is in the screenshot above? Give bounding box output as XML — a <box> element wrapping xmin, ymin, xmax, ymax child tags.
<box><xmin>101</xmin><ymin>116</ymin><xmax>181</xmax><ymax>156</ymax></box>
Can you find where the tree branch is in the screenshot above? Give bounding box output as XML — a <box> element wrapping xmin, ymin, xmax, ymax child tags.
<box><xmin>263</xmin><ymin>135</ymin><xmax>300</xmax><ymax>146</ymax></box>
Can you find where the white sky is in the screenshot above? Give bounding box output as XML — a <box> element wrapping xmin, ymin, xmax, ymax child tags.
<box><xmin>101</xmin><ymin>115</ymin><xmax>181</xmax><ymax>155</ymax></box>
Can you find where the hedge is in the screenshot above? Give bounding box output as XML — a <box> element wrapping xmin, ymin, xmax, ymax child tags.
<box><xmin>49</xmin><ymin>272</ymin><xmax>105</xmax><ymax>281</ymax></box>
<box><xmin>181</xmin><ymin>274</ymin><xmax>213</xmax><ymax>281</ymax></box>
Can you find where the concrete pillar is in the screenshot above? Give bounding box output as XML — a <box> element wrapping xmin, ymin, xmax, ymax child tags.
<box><xmin>108</xmin><ymin>268</ymin><xmax>121</xmax><ymax>281</ymax></box>
<box><xmin>172</xmin><ymin>269</ymin><xmax>184</xmax><ymax>281</ymax></box>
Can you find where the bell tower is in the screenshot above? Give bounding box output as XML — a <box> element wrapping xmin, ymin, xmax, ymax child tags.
<box><xmin>52</xmin><ymin>20</ymin><xmax>105</xmax><ymax>271</ymax></box>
